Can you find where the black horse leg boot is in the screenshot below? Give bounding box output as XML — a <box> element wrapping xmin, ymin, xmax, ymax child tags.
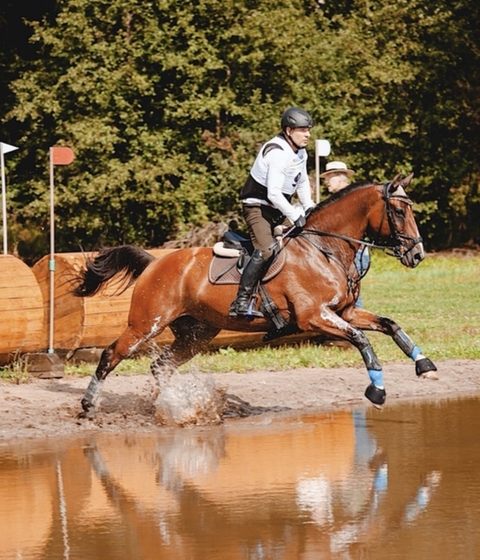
<box><xmin>229</xmin><ymin>250</ymin><xmax>270</xmax><ymax>318</ymax></box>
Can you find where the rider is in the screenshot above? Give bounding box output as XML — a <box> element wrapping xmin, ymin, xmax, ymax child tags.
<box><xmin>229</xmin><ymin>107</ymin><xmax>315</xmax><ymax>318</ymax></box>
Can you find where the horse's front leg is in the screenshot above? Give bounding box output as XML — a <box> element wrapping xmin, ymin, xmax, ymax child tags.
<box><xmin>348</xmin><ymin>328</ymin><xmax>388</xmax><ymax>408</ymax></box>
<box><xmin>301</xmin><ymin>311</ymin><xmax>388</xmax><ymax>407</ymax></box>
<box><xmin>347</xmin><ymin>308</ymin><xmax>438</xmax><ymax>379</ymax></box>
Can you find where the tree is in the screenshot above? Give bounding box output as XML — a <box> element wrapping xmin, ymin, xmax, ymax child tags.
<box><xmin>4</xmin><ymin>0</ymin><xmax>328</xmax><ymax>258</ymax></box>
<box><xmin>2</xmin><ymin>0</ymin><xmax>480</xmax><ymax>261</ymax></box>
<box><xmin>314</xmin><ymin>0</ymin><xmax>480</xmax><ymax>247</ymax></box>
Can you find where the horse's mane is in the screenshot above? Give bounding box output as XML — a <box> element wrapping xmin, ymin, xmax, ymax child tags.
<box><xmin>309</xmin><ymin>180</ymin><xmax>377</xmax><ymax>216</ymax></box>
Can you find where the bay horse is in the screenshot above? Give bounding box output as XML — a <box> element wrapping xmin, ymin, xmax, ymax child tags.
<box><xmin>73</xmin><ymin>173</ymin><xmax>437</xmax><ymax>417</ymax></box>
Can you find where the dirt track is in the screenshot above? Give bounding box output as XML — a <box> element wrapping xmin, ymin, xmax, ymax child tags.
<box><xmin>1</xmin><ymin>358</ymin><xmax>479</xmax><ymax>441</ymax></box>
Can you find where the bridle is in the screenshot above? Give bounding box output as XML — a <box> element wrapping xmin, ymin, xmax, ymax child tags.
<box><xmin>296</xmin><ymin>181</ymin><xmax>423</xmax><ymax>262</ymax></box>
<box><xmin>376</xmin><ymin>181</ymin><xmax>423</xmax><ymax>260</ymax></box>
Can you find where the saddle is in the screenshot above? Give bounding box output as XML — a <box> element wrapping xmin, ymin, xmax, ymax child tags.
<box><xmin>209</xmin><ymin>229</ymin><xmax>286</xmax><ymax>285</ymax></box>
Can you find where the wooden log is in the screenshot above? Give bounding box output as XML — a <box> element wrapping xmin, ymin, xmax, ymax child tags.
<box><xmin>0</xmin><ymin>255</ymin><xmax>45</xmax><ymax>365</ymax></box>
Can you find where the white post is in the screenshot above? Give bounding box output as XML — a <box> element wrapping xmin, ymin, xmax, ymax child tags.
<box><xmin>48</xmin><ymin>146</ymin><xmax>74</xmax><ymax>354</ymax></box>
<box><xmin>0</xmin><ymin>150</ymin><xmax>6</xmax><ymax>255</ymax></box>
<box><xmin>314</xmin><ymin>139</ymin><xmax>331</xmax><ymax>204</ymax></box>
<box><xmin>49</xmin><ymin>148</ymin><xmax>55</xmax><ymax>353</ymax></box>
<box><xmin>0</xmin><ymin>142</ymin><xmax>19</xmax><ymax>255</ymax></box>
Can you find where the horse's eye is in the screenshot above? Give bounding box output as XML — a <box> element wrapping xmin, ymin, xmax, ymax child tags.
<box><xmin>394</xmin><ymin>207</ymin><xmax>405</xmax><ymax>218</ymax></box>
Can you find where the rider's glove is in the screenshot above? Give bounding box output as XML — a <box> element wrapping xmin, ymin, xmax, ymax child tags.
<box><xmin>291</xmin><ymin>214</ymin><xmax>306</xmax><ymax>237</ymax></box>
<box><xmin>294</xmin><ymin>215</ymin><xmax>306</xmax><ymax>228</ymax></box>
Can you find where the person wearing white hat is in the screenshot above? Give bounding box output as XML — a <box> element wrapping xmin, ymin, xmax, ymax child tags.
<box><xmin>320</xmin><ymin>160</ymin><xmax>355</xmax><ymax>194</ymax></box>
<box><xmin>321</xmin><ymin>160</ymin><xmax>369</xmax><ymax>307</ymax></box>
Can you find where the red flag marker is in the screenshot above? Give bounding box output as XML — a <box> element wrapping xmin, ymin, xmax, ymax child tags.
<box><xmin>51</xmin><ymin>146</ymin><xmax>74</xmax><ymax>165</ymax></box>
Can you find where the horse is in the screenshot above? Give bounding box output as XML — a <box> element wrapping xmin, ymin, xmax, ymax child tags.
<box><xmin>72</xmin><ymin>173</ymin><xmax>437</xmax><ymax>417</ymax></box>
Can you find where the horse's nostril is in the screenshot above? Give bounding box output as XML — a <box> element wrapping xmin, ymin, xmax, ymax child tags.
<box><xmin>412</xmin><ymin>251</ymin><xmax>425</xmax><ymax>266</ymax></box>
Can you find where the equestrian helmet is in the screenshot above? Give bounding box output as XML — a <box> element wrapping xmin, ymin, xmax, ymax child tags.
<box><xmin>281</xmin><ymin>108</ymin><xmax>314</xmax><ymax>131</ymax></box>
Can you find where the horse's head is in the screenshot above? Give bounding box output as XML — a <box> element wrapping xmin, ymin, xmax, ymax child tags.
<box><xmin>304</xmin><ymin>173</ymin><xmax>425</xmax><ymax>268</ymax></box>
<box><xmin>369</xmin><ymin>173</ymin><xmax>425</xmax><ymax>268</ymax></box>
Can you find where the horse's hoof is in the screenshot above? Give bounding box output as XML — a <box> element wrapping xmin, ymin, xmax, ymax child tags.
<box><xmin>419</xmin><ymin>370</ymin><xmax>439</xmax><ymax>380</ymax></box>
<box><xmin>80</xmin><ymin>398</ymin><xmax>95</xmax><ymax>419</ymax></box>
<box><xmin>415</xmin><ymin>357</ymin><xmax>438</xmax><ymax>379</ymax></box>
<box><xmin>77</xmin><ymin>408</ymin><xmax>96</xmax><ymax>420</ymax></box>
<box><xmin>365</xmin><ymin>383</ymin><xmax>386</xmax><ymax>407</ymax></box>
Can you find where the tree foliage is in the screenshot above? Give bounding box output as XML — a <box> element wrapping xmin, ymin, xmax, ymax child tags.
<box><xmin>0</xmin><ymin>0</ymin><xmax>479</xmax><ymax>262</ymax></box>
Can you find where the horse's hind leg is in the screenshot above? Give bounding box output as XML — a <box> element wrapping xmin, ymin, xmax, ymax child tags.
<box><xmin>80</xmin><ymin>327</ymin><xmax>147</xmax><ymax>417</ymax></box>
<box><xmin>79</xmin><ymin>342</ymin><xmax>121</xmax><ymax>417</ymax></box>
<box><xmin>150</xmin><ymin>316</ymin><xmax>220</xmax><ymax>383</ymax></box>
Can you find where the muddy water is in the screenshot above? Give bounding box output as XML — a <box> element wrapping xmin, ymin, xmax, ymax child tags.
<box><xmin>1</xmin><ymin>396</ymin><xmax>480</xmax><ymax>560</ymax></box>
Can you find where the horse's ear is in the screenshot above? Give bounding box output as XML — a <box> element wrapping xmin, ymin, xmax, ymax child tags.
<box><xmin>389</xmin><ymin>172</ymin><xmax>414</xmax><ymax>194</ymax></box>
<box><xmin>400</xmin><ymin>172</ymin><xmax>414</xmax><ymax>188</ymax></box>
<box><xmin>390</xmin><ymin>174</ymin><xmax>403</xmax><ymax>190</ymax></box>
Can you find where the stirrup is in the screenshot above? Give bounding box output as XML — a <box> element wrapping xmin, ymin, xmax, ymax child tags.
<box><xmin>229</xmin><ymin>307</ymin><xmax>264</xmax><ymax>319</ymax></box>
<box><xmin>229</xmin><ymin>300</ymin><xmax>264</xmax><ymax>319</ymax></box>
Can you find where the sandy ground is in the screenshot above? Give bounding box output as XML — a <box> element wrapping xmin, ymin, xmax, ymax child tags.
<box><xmin>0</xmin><ymin>358</ymin><xmax>479</xmax><ymax>441</ymax></box>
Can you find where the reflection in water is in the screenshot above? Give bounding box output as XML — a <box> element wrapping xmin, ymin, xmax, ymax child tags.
<box><xmin>1</xmin><ymin>396</ymin><xmax>480</xmax><ymax>559</ymax></box>
<box><xmin>404</xmin><ymin>470</ymin><xmax>442</xmax><ymax>524</ymax></box>
<box><xmin>295</xmin><ymin>408</ymin><xmax>391</xmax><ymax>552</ymax></box>
<box><xmin>56</xmin><ymin>461</ymin><xmax>70</xmax><ymax>560</ymax></box>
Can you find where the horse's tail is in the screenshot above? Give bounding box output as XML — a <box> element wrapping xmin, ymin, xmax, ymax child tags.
<box><xmin>72</xmin><ymin>245</ymin><xmax>155</xmax><ymax>297</ymax></box>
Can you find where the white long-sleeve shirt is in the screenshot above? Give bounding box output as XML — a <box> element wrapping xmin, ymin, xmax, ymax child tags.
<box><xmin>241</xmin><ymin>134</ymin><xmax>314</xmax><ymax>223</ymax></box>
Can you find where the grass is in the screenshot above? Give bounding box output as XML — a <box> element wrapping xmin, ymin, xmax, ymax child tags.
<box><xmin>0</xmin><ymin>355</ymin><xmax>31</xmax><ymax>384</ymax></box>
<box><xmin>3</xmin><ymin>250</ymin><xmax>480</xmax><ymax>380</ymax></box>
<box><xmin>359</xmin><ymin>250</ymin><xmax>480</xmax><ymax>361</ymax></box>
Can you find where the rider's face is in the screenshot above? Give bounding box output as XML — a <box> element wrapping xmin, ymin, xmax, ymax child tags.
<box><xmin>286</xmin><ymin>127</ymin><xmax>311</xmax><ymax>148</ymax></box>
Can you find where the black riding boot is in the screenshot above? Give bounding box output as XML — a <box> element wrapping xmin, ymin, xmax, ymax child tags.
<box><xmin>229</xmin><ymin>250</ymin><xmax>270</xmax><ymax>318</ymax></box>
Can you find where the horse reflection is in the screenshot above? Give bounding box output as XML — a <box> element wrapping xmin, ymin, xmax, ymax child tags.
<box><xmin>78</xmin><ymin>412</ymin><xmax>442</xmax><ymax>558</ymax></box>
<box><xmin>0</xmin><ymin>408</ymin><xmax>446</xmax><ymax>559</ymax></box>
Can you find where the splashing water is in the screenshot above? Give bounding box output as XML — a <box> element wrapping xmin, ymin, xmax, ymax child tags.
<box><xmin>154</xmin><ymin>372</ymin><xmax>226</xmax><ymax>427</ymax></box>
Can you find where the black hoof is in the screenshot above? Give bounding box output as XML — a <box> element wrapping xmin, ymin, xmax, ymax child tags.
<box><xmin>365</xmin><ymin>383</ymin><xmax>386</xmax><ymax>406</ymax></box>
<box><xmin>80</xmin><ymin>398</ymin><xmax>96</xmax><ymax>418</ymax></box>
<box><xmin>78</xmin><ymin>400</ymin><xmax>95</xmax><ymax>419</ymax></box>
<box><xmin>415</xmin><ymin>357</ymin><xmax>437</xmax><ymax>377</ymax></box>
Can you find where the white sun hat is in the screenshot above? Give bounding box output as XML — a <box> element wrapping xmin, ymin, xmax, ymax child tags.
<box><xmin>320</xmin><ymin>161</ymin><xmax>355</xmax><ymax>178</ymax></box>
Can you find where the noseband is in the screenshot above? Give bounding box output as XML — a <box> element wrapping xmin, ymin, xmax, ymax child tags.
<box><xmin>378</xmin><ymin>181</ymin><xmax>423</xmax><ymax>260</ymax></box>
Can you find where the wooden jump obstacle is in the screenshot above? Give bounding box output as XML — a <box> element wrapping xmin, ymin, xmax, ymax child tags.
<box><xmin>0</xmin><ymin>255</ymin><xmax>44</xmax><ymax>365</ymax></box>
<box><xmin>31</xmin><ymin>250</ymin><xmax>179</xmax><ymax>355</ymax></box>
